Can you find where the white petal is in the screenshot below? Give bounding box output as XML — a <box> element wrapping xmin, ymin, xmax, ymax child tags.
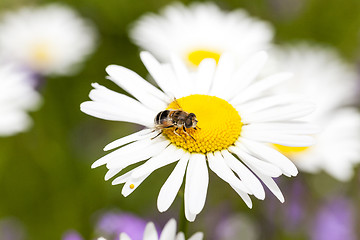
<box><xmin>242</xmin><ymin>122</ymin><xmax>319</xmax><ymax>135</ymax></box>
<box><xmin>112</xmin><ymin>169</ymin><xmax>135</xmax><ymax>185</ymax></box>
<box><xmin>230</xmin><ymin>184</ymin><xmax>253</xmax><ymax>208</ymax></box>
<box><xmin>106</xmin><ymin>65</ymin><xmax>167</xmax><ymax>111</ymax></box>
<box><xmin>251</xmin><ymin>168</ymin><xmax>284</xmax><ymax>203</ymax></box>
<box><xmin>184</xmin><ymin>170</ymin><xmax>197</xmax><ymax>222</ymax></box>
<box><xmin>241</xmin><ymin>131</ymin><xmax>315</xmax><ymax>147</ymax></box>
<box><xmin>80</xmin><ymin>101</ymin><xmax>151</xmax><ymax>126</ymax></box>
<box><xmin>207</xmin><ymin>152</ymin><xmax>249</xmax><ymax>193</ymax></box>
<box><xmin>226</xmin><ymin>51</ymin><xmax>268</xmax><ymax>100</ymax></box>
<box><xmin>140</xmin><ymin>51</ymin><xmax>181</xmax><ymax>99</ymax></box>
<box><xmin>240</xmin><ymin>139</ymin><xmax>298</xmax><ymax>176</ymax></box>
<box><xmin>187</xmin><ymin>153</ymin><xmax>209</xmax><ymax>215</ymax></box>
<box><xmin>119</xmin><ymin>233</ymin><xmax>131</xmax><ymax>240</ymax></box>
<box><xmin>221</xmin><ymin>150</ymin><xmax>265</xmax><ymax>200</ymax></box>
<box><xmin>188</xmin><ymin>232</ymin><xmax>204</xmax><ymax>240</ymax></box>
<box><xmin>104</xmin><ymin>128</ymin><xmax>155</xmax><ymax>151</ymax></box>
<box><xmin>194</xmin><ymin>58</ymin><xmax>216</xmax><ymax>94</ymax></box>
<box><xmin>157</xmin><ymin>153</ymin><xmax>190</xmax><ymax>212</ymax></box>
<box><xmin>121</xmin><ymin>172</ymin><xmax>151</xmax><ymax>197</ymax></box>
<box><xmin>207</xmin><ymin>152</ymin><xmax>253</xmax><ymax>207</ymax></box>
<box><xmin>235</xmin><ymin>94</ymin><xmax>306</xmax><ymax>115</ymax></box>
<box><xmin>88</xmin><ymin>83</ymin><xmax>155</xmax><ymax>123</ymax></box>
<box><xmin>130</xmin><ymin>145</ymin><xmax>184</xmax><ymax>179</ymax></box>
<box><xmin>105</xmin><ymin>138</ymin><xmax>169</xmax><ymax>169</ymax></box>
<box><xmin>230</xmin><ymin>145</ymin><xmax>282</xmax><ymax>177</ymax></box>
<box><xmin>240</xmin><ymin>102</ymin><xmax>316</xmax><ymax>123</ymax></box>
<box><xmin>231</xmin><ymin>148</ymin><xmax>284</xmax><ymax>202</ymax></box>
<box><xmin>161</xmin><ymin>64</ymin><xmax>188</xmax><ymax>98</ymax></box>
<box><xmin>91</xmin><ymin>137</ymin><xmax>159</xmax><ymax>168</ymax></box>
<box><xmin>176</xmin><ymin>232</ymin><xmax>185</xmax><ymax>240</ymax></box>
<box><xmin>104</xmin><ymin>168</ymin><xmax>122</xmax><ymax>181</ymax></box>
<box><xmin>143</xmin><ymin>222</ymin><xmax>159</xmax><ymax>240</ymax></box>
<box><xmin>209</xmin><ymin>53</ymin><xmax>235</xmax><ymax>97</ymax></box>
<box><xmin>159</xmin><ymin>219</ymin><xmax>177</xmax><ymax>240</ymax></box>
<box><xmin>231</xmin><ymin>72</ymin><xmax>293</xmax><ymax>105</ymax></box>
<box><xmin>170</xmin><ymin>55</ymin><xmax>192</xmax><ymax>97</ymax></box>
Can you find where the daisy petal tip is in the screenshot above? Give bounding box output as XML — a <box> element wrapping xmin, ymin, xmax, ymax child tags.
<box><xmin>290</xmin><ymin>167</ymin><xmax>299</xmax><ymax>177</ymax></box>
<box><xmin>257</xmin><ymin>194</ymin><xmax>265</xmax><ymax>201</ymax></box>
<box><xmin>121</xmin><ymin>188</ymin><xmax>131</xmax><ymax>198</ymax></box>
<box><xmin>90</xmin><ymin>82</ymin><xmax>100</xmax><ymax>88</ymax></box>
<box><xmin>79</xmin><ymin>102</ymin><xmax>89</xmax><ymax>111</ymax></box>
<box><xmin>91</xmin><ymin>160</ymin><xmax>103</xmax><ymax>169</ymax></box>
<box><xmin>139</xmin><ymin>50</ymin><xmax>153</xmax><ymax>60</ymax></box>
<box><xmin>105</xmin><ymin>64</ymin><xmax>120</xmax><ymax>75</ymax></box>
<box><xmin>156</xmin><ymin>199</ymin><xmax>167</xmax><ymax>213</ymax></box>
<box><xmin>103</xmin><ymin>144</ymin><xmax>114</xmax><ymax>152</ymax></box>
<box><xmin>253</xmin><ymin>189</ymin><xmax>265</xmax><ymax>200</ymax></box>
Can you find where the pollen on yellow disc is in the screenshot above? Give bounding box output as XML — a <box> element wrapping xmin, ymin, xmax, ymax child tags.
<box><xmin>187</xmin><ymin>49</ymin><xmax>221</xmax><ymax>66</ymax></box>
<box><xmin>273</xmin><ymin>144</ymin><xmax>310</xmax><ymax>157</ymax></box>
<box><xmin>130</xmin><ymin>184</ymin><xmax>135</xmax><ymax>189</ymax></box>
<box><xmin>163</xmin><ymin>94</ymin><xmax>242</xmax><ymax>154</ymax></box>
<box><xmin>31</xmin><ymin>43</ymin><xmax>51</xmax><ymax>64</ymax></box>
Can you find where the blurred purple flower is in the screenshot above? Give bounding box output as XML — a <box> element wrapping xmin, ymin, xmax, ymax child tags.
<box><xmin>215</xmin><ymin>213</ymin><xmax>258</xmax><ymax>240</ymax></box>
<box><xmin>0</xmin><ymin>218</ymin><xmax>26</xmax><ymax>240</ymax></box>
<box><xmin>312</xmin><ymin>197</ymin><xmax>356</xmax><ymax>240</ymax></box>
<box><xmin>96</xmin><ymin>212</ymin><xmax>148</xmax><ymax>240</ymax></box>
<box><xmin>284</xmin><ymin>179</ymin><xmax>306</xmax><ymax>231</ymax></box>
<box><xmin>62</xmin><ymin>230</ymin><xmax>84</xmax><ymax>240</ymax></box>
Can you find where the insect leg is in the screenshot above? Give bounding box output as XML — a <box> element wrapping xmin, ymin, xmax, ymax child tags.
<box><xmin>173</xmin><ymin>127</ymin><xmax>187</xmax><ymax>143</ymax></box>
<box><xmin>151</xmin><ymin>124</ymin><xmax>175</xmax><ymax>140</ymax></box>
<box><xmin>151</xmin><ymin>130</ymin><xmax>163</xmax><ymax>140</ymax></box>
<box><xmin>183</xmin><ymin>126</ymin><xmax>196</xmax><ymax>141</ymax></box>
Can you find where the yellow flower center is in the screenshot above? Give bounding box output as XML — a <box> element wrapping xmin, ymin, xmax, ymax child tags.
<box><xmin>31</xmin><ymin>43</ymin><xmax>52</xmax><ymax>64</ymax></box>
<box><xmin>187</xmin><ymin>49</ymin><xmax>221</xmax><ymax>66</ymax></box>
<box><xmin>163</xmin><ymin>94</ymin><xmax>242</xmax><ymax>153</ymax></box>
<box><xmin>273</xmin><ymin>144</ymin><xmax>310</xmax><ymax>157</ymax></box>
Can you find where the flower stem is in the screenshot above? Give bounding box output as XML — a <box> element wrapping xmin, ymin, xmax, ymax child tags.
<box><xmin>178</xmin><ymin>189</ymin><xmax>188</xmax><ymax>237</ymax></box>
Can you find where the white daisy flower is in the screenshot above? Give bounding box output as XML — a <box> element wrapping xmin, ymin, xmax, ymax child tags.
<box><xmin>81</xmin><ymin>51</ymin><xmax>317</xmax><ymax>221</ymax></box>
<box><xmin>0</xmin><ymin>4</ymin><xmax>97</xmax><ymax>76</ymax></box>
<box><xmin>0</xmin><ymin>64</ymin><xmax>41</xmax><ymax>136</ymax></box>
<box><xmin>270</xmin><ymin>44</ymin><xmax>360</xmax><ymax>181</ymax></box>
<box><xmin>129</xmin><ymin>2</ymin><xmax>273</xmax><ymax>67</ymax></box>
<box><xmin>119</xmin><ymin>218</ymin><xmax>203</xmax><ymax>240</ymax></box>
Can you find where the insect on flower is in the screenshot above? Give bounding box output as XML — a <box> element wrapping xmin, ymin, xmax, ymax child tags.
<box><xmin>153</xmin><ymin>99</ymin><xmax>200</xmax><ymax>142</ymax></box>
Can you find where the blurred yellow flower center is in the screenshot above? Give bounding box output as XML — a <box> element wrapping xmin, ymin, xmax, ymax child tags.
<box><xmin>273</xmin><ymin>144</ymin><xmax>310</xmax><ymax>157</ymax></box>
<box><xmin>31</xmin><ymin>43</ymin><xmax>52</xmax><ymax>64</ymax></box>
<box><xmin>187</xmin><ymin>49</ymin><xmax>221</xmax><ymax>66</ymax></box>
<box><xmin>163</xmin><ymin>94</ymin><xmax>242</xmax><ymax>153</ymax></box>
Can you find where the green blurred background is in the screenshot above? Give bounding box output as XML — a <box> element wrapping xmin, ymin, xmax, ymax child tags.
<box><xmin>1</xmin><ymin>0</ymin><xmax>360</xmax><ymax>239</ymax></box>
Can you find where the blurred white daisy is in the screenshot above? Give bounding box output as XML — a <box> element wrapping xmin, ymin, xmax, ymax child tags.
<box><xmin>0</xmin><ymin>4</ymin><xmax>96</xmax><ymax>76</ymax></box>
<box><xmin>0</xmin><ymin>64</ymin><xmax>41</xmax><ymax>136</ymax></box>
<box><xmin>119</xmin><ymin>218</ymin><xmax>203</xmax><ymax>240</ymax></box>
<box><xmin>270</xmin><ymin>44</ymin><xmax>360</xmax><ymax>181</ymax></box>
<box><xmin>81</xmin><ymin>51</ymin><xmax>317</xmax><ymax>221</ymax></box>
<box><xmin>130</xmin><ymin>2</ymin><xmax>273</xmax><ymax>67</ymax></box>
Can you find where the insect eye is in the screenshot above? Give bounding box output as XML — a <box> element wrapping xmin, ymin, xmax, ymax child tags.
<box><xmin>189</xmin><ymin>113</ymin><xmax>195</xmax><ymax>118</ymax></box>
<box><xmin>185</xmin><ymin>118</ymin><xmax>192</xmax><ymax>128</ymax></box>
